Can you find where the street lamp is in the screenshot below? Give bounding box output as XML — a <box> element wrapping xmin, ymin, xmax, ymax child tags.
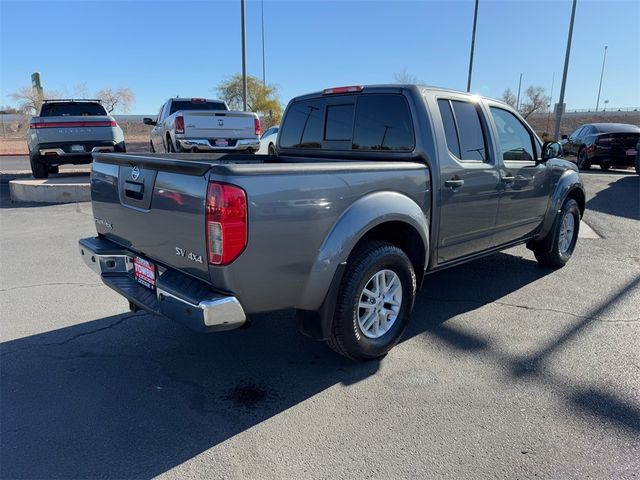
<box><xmin>553</xmin><ymin>0</ymin><xmax>577</xmax><ymax>141</ymax></box>
<box><xmin>241</xmin><ymin>0</ymin><xmax>247</xmax><ymax>111</ymax></box>
<box><xmin>466</xmin><ymin>0</ymin><xmax>479</xmax><ymax>92</ymax></box>
<box><xmin>595</xmin><ymin>45</ymin><xmax>608</xmax><ymax>112</ymax></box>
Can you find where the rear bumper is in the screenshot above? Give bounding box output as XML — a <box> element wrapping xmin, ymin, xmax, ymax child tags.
<box><xmin>35</xmin><ymin>141</ymin><xmax>125</xmax><ymax>164</ymax></box>
<box><xmin>591</xmin><ymin>146</ymin><xmax>638</xmax><ymax>166</ymax></box>
<box><xmin>177</xmin><ymin>138</ymin><xmax>259</xmax><ymax>152</ymax></box>
<box><xmin>78</xmin><ymin>236</ymin><xmax>246</xmax><ymax>332</ymax></box>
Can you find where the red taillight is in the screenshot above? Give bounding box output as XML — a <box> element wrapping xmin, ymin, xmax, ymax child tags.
<box><xmin>322</xmin><ymin>85</ymin><xmax>364</xmax><ymax>95</ymax></box>
<box><xmin>206</xmin><ymin>182</ymin><xmax>247</xmax><ymax>265</ymax></box>
<box><xmin>191</xmin><ymin>98</ymin><xmax>206</xmax><ymax>103</ymax></box>
<box><xmin>254</xmin><ymin>117</ymin><xmax>262</xmax><ymax>137</ymax></box>
<box><xmin>175</xmin><ymin>116</ymin><xmax>185</xmax><ymax>134</ymax></box>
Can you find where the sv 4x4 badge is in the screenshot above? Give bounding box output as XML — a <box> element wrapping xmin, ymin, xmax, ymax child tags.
<box><xmin>175</xmin><ymin>247</ymin><xmax>203</xmax><ymax>264</ymax></box>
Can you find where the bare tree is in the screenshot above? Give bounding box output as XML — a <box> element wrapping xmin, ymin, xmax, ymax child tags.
<box><xmin>519</xmin><ymin>86</ymin><xmax>550</xmax><ymax>119</ymax></box>
<box><xmin>501</xmin><ymin>88</ymin><xmax>517</xmax><ymax>108</ymax></box>
<box><xmin>9</xmin><ymin>85</ymin><xmax>60</xmax><ymax>115</ymax></box>
<box><xmin>95</xmin><ymin>87</ymin><xmax>135</xmax><ymax>113</ymax></box>
<box><xmin>393</xmin><ymin>68</ymin><xmax>420</xmax><ymax>84</ymax></box>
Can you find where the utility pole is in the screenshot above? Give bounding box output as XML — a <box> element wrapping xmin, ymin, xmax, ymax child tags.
<box><xmin>553</xmin><ymin>0</ymin><xmax>577</xmax><ymax>141</ymax></box>
<box><xmin>595</xmin><ymin>45</ymin><xmax>608</xmax><ymax>112</ymax></box>
<box><xmin>546</xmin><ymin>72</ymin><xmax>555</xmax><ymax>133</ymax></box>
<box><xmin>261</xmin><ymin>0</ymin><xmax>266</xmax><ymax>86</ymax></box>
<box><xmin>241</xmin><ymin>0</ymin><xmax>248</xmax><ymax>111</ymax></box>
<box><xmin>516</xmin><ymin>73</ymin><xmax>523</xmax><ymax>111</ymax></box>
<box><xmin>466</xmin><ymin>0</ymin><xmax>479</xmax><ymax>92</ymax></box>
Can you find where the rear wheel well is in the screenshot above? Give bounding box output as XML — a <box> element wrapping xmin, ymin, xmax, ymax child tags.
<box><xmin>566</xmin><ymin>188</ymin><xmax>585</xmax><ymax>217</ymax></box>
<box><xmin>352</xmin><ymin>221</ymin><xmax>426</xmax><ymax>286</ymax></box>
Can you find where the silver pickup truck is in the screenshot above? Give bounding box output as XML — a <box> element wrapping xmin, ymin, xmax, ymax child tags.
<box><xmin>80</xmin><ymin>84</ymin><xmax>585</xmax><ymax>361</ymax></box>
<box><xmin>144</xmin><ymin>98</ymin><xmax>261</xmax><ymax>154</ymax></box>
<box><xmin>27</xmin><ymin>99</ymin><xmax>125</xmax><ymax>178</ymax></box>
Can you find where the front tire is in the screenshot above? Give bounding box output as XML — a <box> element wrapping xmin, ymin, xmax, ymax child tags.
<box><xmin>577</xmin><ymin>148</ymin><xmax>591</xmax><ymax>170</ymax></box>
<box><xmin>600</xmin><ymin>163</ymin><xmax>610</xmax><ymax>171</ymax></box>
<box><xmin>29</xmin><ymin>151</ymin><xmax>48</xmax><ymax>179</ymax></box>
<box><xmin>166</xmin><ymin>137</ymin><xmax>175</xmax><ymax>153</ymax></box>
<box><xmin>327</xmin><ymin>241</ymin><xmax>416</xmax><ymax>361</ymax></box>
<box><xmin>150</xmin><ymin>141</ymin><xmax>155</xmax><ymax>153</ymax></box>
<box><xmin>533</xmin><ymin>198</ymin><xmax>580</xmax><ymax>267</ymax></box>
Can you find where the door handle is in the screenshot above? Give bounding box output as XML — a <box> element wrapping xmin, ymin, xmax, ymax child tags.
<box><xmin>444</xmin><ymin>179</ymin><xmax>464</xmax><ymax>188</ymax></box>
<box><xmin>501</xmin><ymin>174</ymin><xmax>515</xmax><ymax>183</ymax></box>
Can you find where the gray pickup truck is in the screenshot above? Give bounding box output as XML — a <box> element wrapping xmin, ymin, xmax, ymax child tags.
<box><xmin>27</xmin><ymin>99</ymin><xmax>125</xmax><ymax>179</ymax></box>
<box><xmin>79</xmin><ymin>84</ymin><xmax>585</xmax><ymax>360</ymax></box>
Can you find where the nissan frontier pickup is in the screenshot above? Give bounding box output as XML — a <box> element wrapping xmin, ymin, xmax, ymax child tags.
<box><xmin>80</xmin><ymin>84</ymin><xmax>585</xmax><ymax>360</ymax></box>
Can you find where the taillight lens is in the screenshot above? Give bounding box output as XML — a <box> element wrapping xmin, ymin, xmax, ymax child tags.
<box><xmin>254</xmin><ymin>117</ymin><xmax>262</xmax><ymax>137</ymax></box>
<box><xmin>206</xmin><ymin>182</ymin><xmax>247</xmax><ymax>265</ymax></box>
<box><xmin>175</xmin><ymin>116</ymin><xmax>185</xmax><ymax>134</ymax></box>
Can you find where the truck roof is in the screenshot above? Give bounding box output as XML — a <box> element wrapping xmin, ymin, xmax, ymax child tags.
<box><xmin>290</xmin><ymin>83</ymin><xmax>510</xmax><ymax>108</ymax></box>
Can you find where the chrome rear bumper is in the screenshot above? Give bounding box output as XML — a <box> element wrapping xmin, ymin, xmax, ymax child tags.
<box><xmin>177</xmin><ymin>138</ymin><xmax>260</xmax><ymax>152</ymax></box>
<box><xmin>79</xmin><ymin>237</ymin><xmax>246</xmax><ymax>332</ymax></box>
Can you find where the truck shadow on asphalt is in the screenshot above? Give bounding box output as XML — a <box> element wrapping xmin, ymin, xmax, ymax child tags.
<box><xmin>585</xmin><ymin>175</ymin><xmax>640</xmax><ymax>220</ymax></box>
<box><xmin>1</xmin><ymin>253</ymin><xmax>639</xmax><ymax>478</ymax></box>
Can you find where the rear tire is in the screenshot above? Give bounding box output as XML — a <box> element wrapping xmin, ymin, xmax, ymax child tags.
<box><xmin>533</xmin><ymin>198</ymin><xmax>580</xmax><ymax>267</ymax></box>
<box><xmin>577</xmin><ymin>148</ymin><xmax>591</xmax><ymax>170</ymax></box>
<box><xmin>635</xmin><ymin>151</ymin><xmax>640</xmax><ymax>175</ymax></box>
<box><xmin>166</xmin><ymin>137</ymin><xmax>175</xmax><ymax>153</ymax></box>
<box><xmin>600</xmin><ymin>163</ymin><xmax>610</xmax><ymax>171</ymax></box>
<box><xmin>150</xmin><ymin>141</ymin><xmax>155</xmax><ymax>153</ymax></box>
<box><xmin>268</xmin><ymin>144</ymin><xmax>276</xmax><ymax>156</ymax></box>
<box><xmin>29</xmin><ymin>152</ymin><xmax>48</xmax><ymax>179</ymax></box>
<box><xmin>327</xmin><ymin>241</ymin><xmax>416</xmax><ymax>361</ymax></box>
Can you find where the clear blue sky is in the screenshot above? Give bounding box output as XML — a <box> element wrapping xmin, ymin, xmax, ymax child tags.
<box><xmin>1</xmin><ymin>0</ymin><xmax>638</xmax><ymax>114</ymax></box>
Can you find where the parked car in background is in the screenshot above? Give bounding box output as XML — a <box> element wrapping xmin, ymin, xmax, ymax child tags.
<box><xmin>80</xmin><ymin>84</ymin><xmax>584</xmax><ymax>361</ymax></box>
<box><xmin>561</xmin><ymin>123</ymin><xmax>640</xmax><ymax>173</ymax></box>
<box><xmin>144</xmin><ymin>98</ymin><xmax>261</xmax><ymax>154</ymax></box>
<box><xmin>256</xmin><ymin>125</ymin><xmax>279</xmax><ymax>155</ymax></box>
<box><xmin>27</xmin><ymin>99</ymin><xmax>125</xmax><ymax>179</ymax></box>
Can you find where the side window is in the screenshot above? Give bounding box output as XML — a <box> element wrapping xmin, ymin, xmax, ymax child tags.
<box><xmin>489</xmin><ymin>107</ymin><xmax>535</xmax><ymax>161</ymax></box>
<box><xmin>325</xmin><ymin>104</ymin><xmax>354</xmax><ymax>141</ymax></box>
<box><xmin>450</xmin><ymin>100</ymin><xmax>488</xmax><ymax>162</ymax></box>
<box><xmin>437</xmin><ymin>99</ymin><xmax>462</xmax><ymax>158</ymax></box>
<box><xmin>279</xmin><ymin>99</ymin><xmax>324</xmax><ymax>148</ymax></box>
<box><xmin>156</xmin><ymin>104</ymin><xmax>165</xmax><ymax>123</ymax></box>
<box><xmin>353</xmin><ymin>95</ymin><xmax>414</xmax><ymax>151</ymax></box>
<box><xmin>570</xmin><ymin>126</ymin><xmax>584</xmax><ymax>139</ymax></box>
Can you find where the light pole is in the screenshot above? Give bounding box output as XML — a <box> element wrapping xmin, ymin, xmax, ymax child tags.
<box><xmin>466</xmin><ymin>0</ymin><xmax>479</xmax><ymax>92</ymax></box>
<box><xmin>261</xmin><ymin>0</ymin><xmax>266</xmax><ymax>86</ymax></box>
<box><xmin>241</xmin><ymin>0</ymin><xmax>248</xmax><ymax>111</ymax></box>
<box><xmin>553</xmin><ymin>0</ymin><xmax>577</xmax><ymax>141</ymax></box>
<box><xmin>516</xmin><ymin>73</ymin><xmax>523</xmax><ymax>111</ymax></box>
<box><xmin>595</xmin><ymin>45</ymin><xmax>608</xmax><ymax>112</ymax></box>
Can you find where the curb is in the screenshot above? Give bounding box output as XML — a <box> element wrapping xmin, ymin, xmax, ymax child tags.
<box><xmin>9</xmin><ymin>177</ymin><xmax>91</xmax><ymax>203</ymax></box>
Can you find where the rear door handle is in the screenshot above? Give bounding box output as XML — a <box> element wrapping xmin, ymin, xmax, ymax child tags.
<box><xmin>501</xmin><ymin>174</ymin><xmax>515</xmax><ymax>183</ymax></box>
<box><xmin>444</xmin><ymin>179</ymin><xmax>464</xmax><ymax>188</ymax></box>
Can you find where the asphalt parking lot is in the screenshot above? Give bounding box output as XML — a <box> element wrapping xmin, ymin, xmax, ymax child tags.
<box><xmin>1</xmin><ymin>169</ymin><xmax>638</xmax><ymax>479</ymax></box>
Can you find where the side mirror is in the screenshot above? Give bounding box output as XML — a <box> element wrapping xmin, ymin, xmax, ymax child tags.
<box><xmin>143</xmin><ymin>117</ymin><xmax>156</xmax><ymax>126</ymax></box>
<box><xmin>541</xmin><ymin>141</ymin><xmax>563</xmax><ymax>161</ymax></box>
<box><xmin>561</xmin><ymin>134</ymin><xmax>568</xmax><ymax>140</ymax></box>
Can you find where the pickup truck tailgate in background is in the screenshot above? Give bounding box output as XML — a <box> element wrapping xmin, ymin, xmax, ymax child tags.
<box><xmin>183</xmin><ymin>111</ymin><xmax>255</xmax><ymax>139</ymax></box>
<box><xmin>90</xmin><ymin>156</ymin><xmax>212</xmax><ymax>281</ymax></box>
<box><xmin>30</xmin><ymin>116</ymin><xmax>117</xmax><ymax>144</ymax></box>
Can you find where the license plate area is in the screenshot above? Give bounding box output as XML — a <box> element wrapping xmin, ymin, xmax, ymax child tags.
<box><xmin>133</xmin><ymin>257</ymin><xmax>156</xmax><ymax>290</ymax></box>
<box><xmin>626</xmin><ymin>149</ymin><xmax>637</xmax><ymax>156</ymax></box>
<box><xmin>70</xmin><ymin>144</ymin><xmax>85</xmax><ymax>152</ymax></box>
<box><xmin>214</xmin><ymin>139</ymin><xmax>229</xmax><ymax>147</ymax></box>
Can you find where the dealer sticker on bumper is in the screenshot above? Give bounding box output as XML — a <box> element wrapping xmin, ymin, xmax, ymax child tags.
<box><xmin>134</xmin><ymin>257</ymin><xmax>156</xmax><ymax>290</ymax></box>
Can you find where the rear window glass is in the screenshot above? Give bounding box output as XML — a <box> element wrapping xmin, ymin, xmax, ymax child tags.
<box><xmin>169</xmin><ymin>101</ymin><xmax>228</xmax><ymax>116</ymax></box>
<box><xmin>280</xmin><ymin>93</ymin><xmax>414</xmax><ymax>151</ymax></box>
<box><xmin>279</xmin><ymin>99</ymin><xmax>324</xmax><ymax>148</ymax></box>
<box><xmin>325</xmin><ymin>104</ymin><xmax>354</xmax><ymax>141</ymax></box>
<box><xmin>437</xmin><ymin>99</ymin><xmax>461</xmax><ymax>158</ymax></box>
<box><xmin>353</xmin><ymin>95</ymin><xmax>414</xmax><ymax>151</ymax></box>
<box><xmin>40</xmin><ymin>102</ymin><xmax>107</xmax><ymax>117</ymax></box>
<box><xmin>450</xmin><ymin>100</ymin><xmax>487</xmax><ymax>162</ymax></box>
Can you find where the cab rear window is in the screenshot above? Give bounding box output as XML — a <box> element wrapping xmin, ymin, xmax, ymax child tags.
<box><xmin>279</xmin><ymin>94</ymin><xmax>414</xmax><ymax>152</ymax></box>
<box><xmin>40</xmin><ymin>102</ymin><xmax>107</xmax><ymax>117</ymax></box>
<box><xmin>169</xmin><ymin>101</ymin><xmax>228</xmax><ymax>116</ymax></box>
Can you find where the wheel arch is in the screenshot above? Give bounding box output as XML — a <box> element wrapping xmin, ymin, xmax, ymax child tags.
<box><xmin>294</xmin><ymin>191</ymin><xmax>429</xmax><ymax>340</ymax></box>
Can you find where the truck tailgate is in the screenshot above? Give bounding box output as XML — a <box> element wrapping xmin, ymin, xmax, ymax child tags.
<box><xmin>90</xmin><ymin>153</ymin><xmax>220</xmax><ymax>281</ymax></box>
<box><xmin>31</xmin><ymin>115</ymin><xmax>117</xmax><ymax>144</ymax></box>
<box><xmin>182</xmin><ymin>111</ymin><xmax>255</xmax><ymax>139</ymax></box>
